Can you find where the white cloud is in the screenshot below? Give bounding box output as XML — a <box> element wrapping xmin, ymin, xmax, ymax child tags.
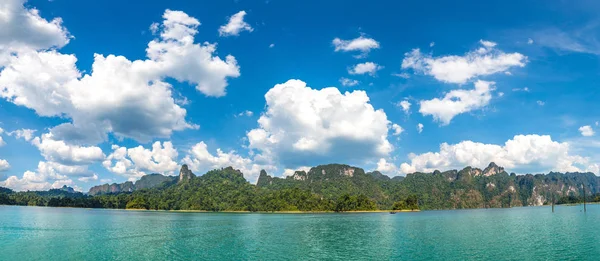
<box><xmin>332</xmin><ymin>35</ymin><xmax>380</xmax><ymax>56</ymax></box>
<box><xmin>498</xmin><ymin>92</ymin><xmax>504</xmax><ymax>97</ymax></box>
<box><xmin>401</xmin><ymin>40</ymin><xmax>526</xmax><ymax>84</ymax></box>
<box><xmin>0</xmin><ymin>174</ymin><xmax>74</xmax><ymax>191</ymax></box>
<box><xmin>32</xmin><ymin>133</ymin><xmax>105</xmax><ymax>165</ymax></box>
<box><xmin>417</xmin><ymin>123</ymin><xmax>424</xmax><ymax>134</ymax></box>
<box><xmin>391</xmin><ymin>124</ymin><xmax>404</xmax><ymax>136</ymax></box>
<box><xmin>339</xmin><ymin>77</ymin><xmax>359</xmax><ymax>87</ymax></box>
<box><xmin>78</xmin><ymin>174</ymin><xmax>98</xmax><ymax>182</ymax></box>
<box><xmin>392</xmin><ymin>72</ymin><xmax>410</xmax><ymax>79</ymax></box>
<box><xmin>0</xmin><ymin>0</ymin><xmax>70</xmax><ymax>53</ymax></box>
<box><xmin>0</xmin><ymin>159</ymin><xmax>9</xmax><ymax>171</ymax></box>
<box><xmin>512</xmin><ymin>87</ymin><xmax>530</xmax><ymax>92</ymax></box>
<box><xmin>579</xmin><ymin>125</ymin><xmax>595</xmax><ymax>137</ymax></box>
<box><xmin>397</xmin><ymin>100</ymin><xmax>411</xmax><ymax>114</ymax></box>
<box><xmin>376</xmin><ymin>158</ymin><xmax>401</xmax><ymax>176</ymax></box>
<box><xmin>149</xmin><ymin>22</ymin><xmax>160</xmax><ymax>34</ymax></box>
<box><xmin>537</xmin><ymin>100</ymin><xmax>545</xmax><ymax>106</ymax></box>
<box><xmin>399</xmin><ymin>134</ymin><xmax>598</xmax><ymax>175</ymax></box>
<box><xmin>236</xmin><ymin>110</ymin><xmax>254</xmax><ymax>117</ymax></box>
<box><xmin>479</xmin><ymin>39</ymin><xmax>497</xmax><ymax>48</ymax></box>
<box><xmin>247</xmin><ymin>79</ymin><xmax>393</xmax><ymax>168</ymax></box>
<box><xmin>182</xmin><ymin>141</ymin><xmax>275</xmax><ymax>183</ymax></box>
<box><xmin>527</xmin><ymin>38</ymin><xmax>534</xmax><ymax>44</ymax></box>
<box><xmin>0</xmin><ymin>161</ymin><xmax>91</xmax><ymax>191</ymax></box>
<box><xmin>419</xmin><ymin>80</ymin><xmax>494</xmax><ymax>125</ymax></box>
<box><xmin>348</xmin><ymin>62</ymin><xmax>383</xmax><ymax>76</ymax></box>
<box><xmin>430</xmin><ymin>42</ymin><xmax>435</xmax><ymax>47</ymax></box>
<box><xmin>1</xmin><ymin>8</ymin><xmax>239</xmax><ymax>144</ymax></box>
<box><xmin>8</xmin><ymin>128</ymin><xmax>35</xmax><ymax>141</ymax></box>
<box><xmin>103</xmin><ymin>141</ymin><xmax>179</xmax><ymax>180</ymax></box>
<box><xmin>218</xmin><ymin>11</ymin><xmax>253</xmax><ymax>37</ymax></box>
<box><xmin>269</xmin><ymin>43</ymin><xmax>275</xmax><ymax>48</ymax></box>
<box><xmin>282</xmin><ymin>166</ymin><xmax>311</xmax><ymax>177</ymax></box>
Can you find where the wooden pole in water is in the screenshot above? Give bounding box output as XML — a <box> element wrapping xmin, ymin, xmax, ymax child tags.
<box><xmin>583</xmin><ymin>186</ymin><xmax>587</xmax><ymax>213</ymax></box>
<box><xmin>552</xmin><ymin>195</ymin><xmax>554</xmax><ymax>213</ymax></box>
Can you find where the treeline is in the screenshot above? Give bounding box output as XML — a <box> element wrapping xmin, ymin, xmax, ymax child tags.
<box><xmin>4</xmin><ymin>162</ymin><xmax>599</xmax><ymax>212</ymax></box>
<box><xmin>0</xmin><ymin>167</ymin><xmax>418</xmax><ymax>212</ymax></box>
<box><xmin>556</xmin><ymin>194</ymin><xmax>600</xmax><ymax>205</ymax></box>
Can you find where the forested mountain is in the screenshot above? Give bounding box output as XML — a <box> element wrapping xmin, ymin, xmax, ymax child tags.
<box><xmin>1</xmin><ymin>162</ymin><xmax>599</xmax><ymax>211</ymax></box>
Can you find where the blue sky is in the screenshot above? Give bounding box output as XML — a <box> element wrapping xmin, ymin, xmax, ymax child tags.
<box><xmin>1</xmin><ymin>0</ymin><xmax>599</xmax><ymax>191</ymax></box>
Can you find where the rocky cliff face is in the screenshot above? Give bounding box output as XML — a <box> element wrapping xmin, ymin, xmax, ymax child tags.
<box><xmin>483</xmin><ymin>162</ymin><xmax>504</xmax><ymax>176</ymax></box>
<box><xmin>88</xmin><ymin>172</ymin><xmax>177</xmax><ymax>195</ymax></box>
<box><xmin>178</xmin><ymin>164</ymin><xmax>195</xmax><ymax>183</ymax></box>
<box><xmin>88</xmin><ymin>181</ymin><xmax>135</xmax><ymax>196</ymax></box>
<box><xmin>59</xmin><ymin>185</ymin><xmax>75</xmax><ymax>193</ymax></box>
<box><xmin>256</xmin><ymin>170</ymin><xmax>273</xmax><ymax>186</ymax></box>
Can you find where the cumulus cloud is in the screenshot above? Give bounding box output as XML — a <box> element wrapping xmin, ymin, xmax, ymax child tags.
<box><xmin>1</xmin><ymin>7</ymin><xmax>239</xmax><ymax>144</ymax></box>
<box><xmin>0</xmin><ymin>161</ymin><xmax>91</xmax><ymax>191</ymax></box>
<box><xmin>348</xmin><ymin>62</ymin><xmax>383</xmax><ymax>76</ymax></box>
<box><xmin>0</xmin><ymin>128</ymin><xmax>4</xmax><ymax>147</ymax></box>
<box><xmin>0</xmin><ymin>174</ymin><xmax>74</xmax><ymax>191</ymax></box>
<box><xmin>236</xmin><ymin>110</ymin><xmax>254</xmax><ymax>117</ymax></box>
<box><xmin>0</xmin><ymin>159</ymin><xmax>9</xmax><ymax>171</ymax></box>
<box><xmin>419</xmin><ymin>80</ymin><xmax>494</xmax><ymax>125</ymax></box>
<box><xmin>417</xmin><ymin>123</ymin><xmax>424</xmax><ymax>133</ymax></box>
<box><xmin>376</xmin><ymin>158</ymin><xmax>400</xmax><ymax>176</ymax></box>
<box><xmin>182</xmin><ymin>141</ymin><xmax>275</xmax><ymax>183</ymax></box>
<box><xmin>78</xmin><ymin>173</ymin><xmax>98</xmax><ymax>183</ymax></box>
<box><xmin>332</xmin><ymin>35</ymin><xmax>380</xmax><ymax>57</ymax></box>
<box><xmin>246</xmin><ymin>79</ymin><xmax>393</xmax><ymax>168</ymax></box>
<box><xmin>0</xmin><ymin>0</ymin><xmax>70</xmax><ymax>52</ymax></box>
<box><xmin>401</xmin><ymin>40</ymin><xmax>526</xmax><ymax>84</ymax></box>
<box><xmin>391</xmin><ymin>124</ymin><xmax>404</xmax><ymax>136</ymax></box>
<box><xmin>397</xmin><ymin>100</ymin><xmax>411</xmax><ymax>114</ymax></box>
<box><xmin>399</xmin><ymin>134</ymin><xmax>599</xmax><ymax>175</ymax></box>
<box><xmin>282</xmin><ymin>166</ymin><xmax>311</xmax><ymax>177</ymax></box>
<box><xmin>579</xmin><ymin>125</ymin><xmax>595</xmax><ymax>137</ymax></box>
<box><xmin>219</xmin><ymin>11</ymin><xmax>253</xmax><ymax>37</ymax></box>
<box><xmin>8</xmin><ymin>128</ymin><xmax>35</xmax><ymax>141</ymax></box>
<box><xmin>103</xmin><ymin>141</ymin><xmax>179</xmax><ymax>181</ymax></box>
<box><xmin>339</xmin><ymin>77</ymin><xmax>359</xmax><ymax>87</ymax></box>
<box><xmin>32</xmin><ymin>133</ymin><xmax>105</xmax><ymax>165</ymax></box>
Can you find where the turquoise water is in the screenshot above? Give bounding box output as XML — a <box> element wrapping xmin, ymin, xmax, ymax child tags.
<box><xmin>1</xmin><ymin>205</ymin><xmax>599</xmax><ymax>260</ymax></box>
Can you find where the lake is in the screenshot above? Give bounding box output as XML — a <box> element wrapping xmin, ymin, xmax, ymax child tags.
<box><xmin>0</xmin><ymin>205</ymin><xmax>598</xmax><ymax>260</ymax></box>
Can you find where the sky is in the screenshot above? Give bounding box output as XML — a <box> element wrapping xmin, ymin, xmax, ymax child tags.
<box><xmin>1</xmin><ymin>0</ymin><xmax>600</xmax><ymax>192</ymax></box>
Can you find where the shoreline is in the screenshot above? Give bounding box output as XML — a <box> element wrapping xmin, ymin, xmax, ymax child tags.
<box><xmin>124</xmin><ymin>208</ymin><xmax>421</xmax><ymax>213</ymax></box>
<box><xmin>0</xmin><ymin>205</ymin><xmax>420</xmax><ymax>213</ymax></box>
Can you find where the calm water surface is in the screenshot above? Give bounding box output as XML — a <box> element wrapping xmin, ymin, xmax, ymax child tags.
<box><xmin>1</xmin><ymin>205</ymin><xmax>599</xmax><ymax>260</ymax></box>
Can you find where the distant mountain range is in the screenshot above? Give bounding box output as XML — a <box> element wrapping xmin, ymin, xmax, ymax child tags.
<box><xmin>87</xmin><ymin>164</ymin><xmax>196</xmax><ymax>195</ymax></box>
<box><xmin>2</xmin><ymin>162</ymin><xmax>598</xmax><ymax>211</ymax></box>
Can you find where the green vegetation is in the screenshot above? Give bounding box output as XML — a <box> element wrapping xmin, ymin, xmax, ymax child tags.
<box><xmin>1</xmin><ymin>162</ymin><xmax>599</xmax><ymax>212</ymax></box>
